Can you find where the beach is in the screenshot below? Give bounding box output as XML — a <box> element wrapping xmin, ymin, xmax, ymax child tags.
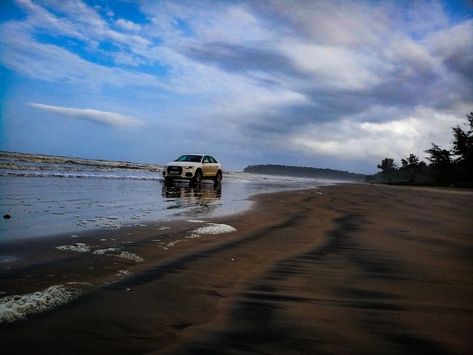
<box><xmin>1</xmin><ymin>183</ymin><xmax>472</xmax><ymax>354</ymax></box>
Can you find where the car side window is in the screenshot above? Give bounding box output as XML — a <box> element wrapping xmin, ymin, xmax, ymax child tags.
<box><xmin>209</xmin><ymin>156</ymin><xmax>217</xmax><ymax>163</ymax></box>
<box><xmin>203</xmin><ymin>156</ymin><xmax>210</xmax><ymax>163</ymax></box>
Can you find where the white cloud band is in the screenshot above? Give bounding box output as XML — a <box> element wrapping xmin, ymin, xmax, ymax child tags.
<box><xmin>30</xmin><ymin>103</ymin><xmax>143</xmax><ymax>128</ymax></box>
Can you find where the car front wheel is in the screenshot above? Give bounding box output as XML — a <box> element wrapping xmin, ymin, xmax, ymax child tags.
<box><xmin>214</xmin><ymin>171</ymin><xmax>222</xmax><ymax>183</ymax></box>
<box><xmin>193</xmin><ymin>170</ymin><xmax>202</xmax><ymax>184</ymax></box>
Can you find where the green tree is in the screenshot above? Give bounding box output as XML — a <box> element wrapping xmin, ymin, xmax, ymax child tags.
<box><xmin>452</xmin><ymin>112</ymin><xmax>473</xmax><ymax>181</ymax></box>
<box><xmin>400</xmin><ymin>154</ymin><xmax>424</xmax><ymax>183</ymax></box>
<box><xmin>377</xmin><ymin>158</ymin><xmax>398</xmax><ymax>182</ymax></box>
<box><xmin>377</xmin><ymin>158</ymin><xmax>397</xmax><ymax>172</ymax></box>
<box><xmin>425</xmin><ymin>144</ymin><xmax>453</xmax><ymax>183</ymax></box>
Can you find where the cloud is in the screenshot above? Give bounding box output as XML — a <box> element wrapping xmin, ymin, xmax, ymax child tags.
<box><xmin>15</xmin><ymin>0</ymin><xmax>150</xmax><ymax>49</ymax></box>
<box><xmin>29</xmin><ymin>103</ymin><xmax>143</xmax><ymax>128</ymax></box>
<box><xmin>259</xmin><ymin>0</ymin><xmax>390</xmax><ymax>46</ymax></box>
<box><xmin>278</xmin><ymin>40</ymin><xmax>384</xmax><ymax>90</ymax></box>
<box><xmin>289</xmin><ymin>108</ymin><xmax>462</xmax><ymax>161</ymax></box>
<box><xmin>0</xmin><ymin>21</ymin><xmax>167</xmax><ymax>89</ymax></box>
<box><xmin>115</xmin><ymin>19</ymin><xmax>142</xmax><ymax>32</ymax></box>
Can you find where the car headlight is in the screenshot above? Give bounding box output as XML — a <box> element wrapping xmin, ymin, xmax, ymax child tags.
<box><xmin>185</xmin><ymin>166</ymin><xmax>193</xmax><ymax>169</ymax></box>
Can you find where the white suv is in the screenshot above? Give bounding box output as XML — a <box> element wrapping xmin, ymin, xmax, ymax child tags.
<box><xmin>163</xmin><ymin>154</ymin><xmax>223</xmax><ymax>184</ymax></box>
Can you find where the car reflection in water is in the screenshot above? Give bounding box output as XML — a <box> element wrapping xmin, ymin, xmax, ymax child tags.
<box><xmin>161</xmin><ymin>180</ymin><xmax>222</xmax><ymax>216</ymax></box>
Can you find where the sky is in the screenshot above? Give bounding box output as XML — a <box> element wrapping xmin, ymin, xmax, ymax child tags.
<box><xmin>0</xmin><ymin>0</ymin><xmax>472</xmax><ymax>173</ymax></box>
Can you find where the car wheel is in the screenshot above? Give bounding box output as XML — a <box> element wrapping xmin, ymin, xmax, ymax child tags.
<box><xmin>193</xmin><ymin>170</ymin><xmax>202</xmax><ymax>184</ymax></box>
<box><xmin>214</xmin><ymin>170</ymin><xmax>222</xmax><ymax>183</ymax></box>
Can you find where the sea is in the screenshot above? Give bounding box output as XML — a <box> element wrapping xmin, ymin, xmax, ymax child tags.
<box><xmin>0</xmin><ymin>151</ymin><xmax>333</xmax><ymax>241</ymax></box>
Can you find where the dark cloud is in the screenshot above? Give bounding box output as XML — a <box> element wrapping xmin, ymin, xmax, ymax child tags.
<box><xmin>444</xmin><ymin>52</ymin><xmax>473</xmax><ymax>93</ymax></box>
<box><xmin>183</xmin><ymin>42</ymin><xmax>302</xmax><ymax>78</ymax></box>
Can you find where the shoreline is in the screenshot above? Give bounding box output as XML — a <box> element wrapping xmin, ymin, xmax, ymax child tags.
<box><xmin>0</xmin><ymin>186</ymin><xmax>319</xmax><ymax>296</ymax></box>
<box><xmin>1</xmin><ymin>184</ymin><xmax>472</xmax><ymax>354</ymax></box>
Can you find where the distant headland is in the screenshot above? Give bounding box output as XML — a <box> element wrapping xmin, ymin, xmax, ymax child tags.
<box><xmin>243</xmin><ymin>164</ymin><xmax>366</xmax><ymax>181</ymax></box>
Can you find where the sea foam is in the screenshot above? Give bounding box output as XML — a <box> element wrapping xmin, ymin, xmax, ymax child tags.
<box><xmin>0</xmin><ymin>285</ymin><xmax>81</xmax><ymax>323</ymax></box>
<box><xmin>57</xmin><ymin>244</ymin><xmax>144</xmax><ymax>263</ymax></box>
<box><xmin>116</xmin><ymin>251</ymin><xmax>144</xmax><ymax>263</ymax></box>
<box><xmin>93</xmin><ymin>247</ymin><xmax>121</xmax><ymax>255</ymax></box>
<box><xmin>93</xmin><ymin>248</ymin><xmax>144</xmax><ymax>263</ymax></box>
<box><xmin>192</xmin><ymin>223</ymin><xmax>237</xmax><ymax>235</ymax></box>
<box><xmin>56</xmin><ymin>243</ymin><xmax>90</xmax><ymax>253</ymax></box>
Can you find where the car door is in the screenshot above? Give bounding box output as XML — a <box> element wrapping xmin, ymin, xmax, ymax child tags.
<box><xmin>202</xmin><ymin>156</ymin><xmax>212</xmax><ymax>177</ymax></box>
<box><xmin>208</xmin><ymin>156</ymin><xmax>219</xmax><ymax>176</ymax></box>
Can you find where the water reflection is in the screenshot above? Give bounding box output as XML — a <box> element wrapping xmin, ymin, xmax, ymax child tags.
<box><xmin>161</xmin><ymin>181</ymin><xmax>222</xmax><ymax>213</ymax></box>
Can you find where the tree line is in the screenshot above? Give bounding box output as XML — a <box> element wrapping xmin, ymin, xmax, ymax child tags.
<box><xmin>366</xmin><ymin>112</ymin><xmax>473</xmax><ymax>187</ymax></box>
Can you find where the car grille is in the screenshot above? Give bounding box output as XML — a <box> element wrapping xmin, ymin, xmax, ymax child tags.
<box><xmin>167</xmin><ymin>166</ymin><xmax>183</xmax><ymax>175</ymax></box>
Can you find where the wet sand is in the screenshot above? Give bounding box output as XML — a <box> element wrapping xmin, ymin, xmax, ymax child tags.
<box><xmin>1</xmin><ymin>184</ymin><xmax>472</xmax><ymax>354</ymax></box>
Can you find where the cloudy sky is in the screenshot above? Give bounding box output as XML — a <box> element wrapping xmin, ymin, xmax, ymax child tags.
<box><xmin>0</xmin><ymin>0</ymin><xmax>472</xmax><ymax>173</ymax></box>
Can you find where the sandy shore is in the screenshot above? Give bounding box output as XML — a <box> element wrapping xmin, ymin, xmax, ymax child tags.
<box><xmin>1</xmin><ymin>184</ymin><xmax>472</xmax><ymax>354</ymax></box>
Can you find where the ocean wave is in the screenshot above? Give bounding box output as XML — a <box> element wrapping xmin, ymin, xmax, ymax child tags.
<box><xmin>0</xmin><ymin>152</ymin><xmax>165</xmax><ymax>181</ymax></box>
<box><xmin>0</xmin><ymin>151</ymin><xmax>161</xmax><ymax>171</ymax></box>
<box><xmin>0</xmin><ymin>170</ymin><xmax>163</xmax><ymax>180</ymax></box>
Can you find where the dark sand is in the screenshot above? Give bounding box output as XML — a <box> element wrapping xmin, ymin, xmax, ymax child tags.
<box><xmin>1</xmin><ymin>184</ymin><xmax>472</xmax><ymax>354</ymax></box>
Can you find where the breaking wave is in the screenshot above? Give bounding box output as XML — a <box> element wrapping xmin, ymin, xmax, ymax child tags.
<box><xmin>0</xmin><ymin>151</ymin><xmax>162</xmax><ymax>180</ymax></box>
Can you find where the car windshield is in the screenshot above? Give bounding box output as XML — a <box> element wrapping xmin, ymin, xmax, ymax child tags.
<box><xmin>176</xmin><ymin>155</ymin><xmax>203</xmax><ymax>163</ymax></box>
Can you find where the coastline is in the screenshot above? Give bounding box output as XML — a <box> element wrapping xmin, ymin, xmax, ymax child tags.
<box><xmin>1</xmin><ymin>184</ymin><xmax>472</xmax><ymax>354</ymax></box>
